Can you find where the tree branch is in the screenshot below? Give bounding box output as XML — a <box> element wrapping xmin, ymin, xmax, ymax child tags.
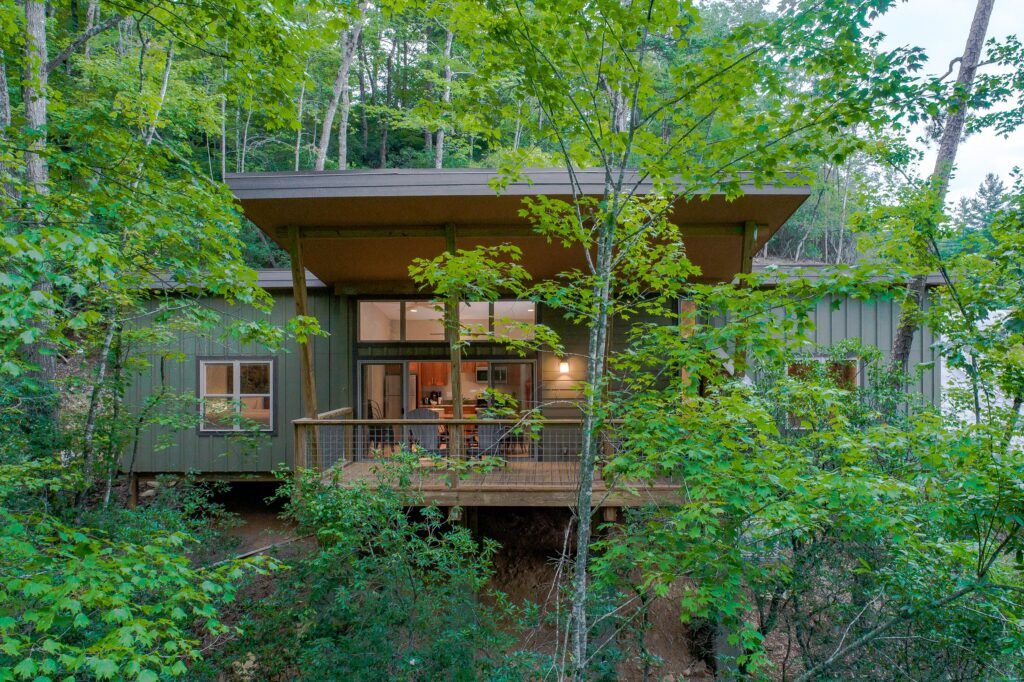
<box><xmin>793</xmin><ymin>583</ymin><xmax>979</xmax><ymax>682</ymax></box>
<box><xmin>46</xmin><ymin>14</ymin><xmax>124</xmax><ymax>74</ymax></box>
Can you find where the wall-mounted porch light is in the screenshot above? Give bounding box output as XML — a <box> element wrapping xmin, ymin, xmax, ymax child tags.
<box><xmin>558</xmin><ymin>359</ymin><xmax>570</xmax><ymax>375</ymax></box>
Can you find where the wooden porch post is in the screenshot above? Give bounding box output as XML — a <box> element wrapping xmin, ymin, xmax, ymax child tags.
<box><xmin>288</xmin><ymin>226</ymin><xmax>320</xmax><ymax>470</ymax></box>
<box><xmin>679</xmin><ymin>299</ymin><xmax>696</xmax><ymax>394</ymax></box>
<box><xmin>741</xmin><ymin>220</ymin><xmax>758</xmax><ymax>274</ymax></box>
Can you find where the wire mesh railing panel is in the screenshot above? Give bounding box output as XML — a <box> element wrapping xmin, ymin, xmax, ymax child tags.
<box><xmin>293</xmin><ymin>417</ymin><xmax>678</xmax><ymax>493</ymax></box>
<box><xmin>295</xmin><ymin>418</ymin><xmax>596</xmax><ymax>489</ymax></box>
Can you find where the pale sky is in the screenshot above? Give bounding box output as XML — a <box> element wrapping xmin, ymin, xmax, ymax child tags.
<box><xmin>874</xmin><ymin>0</ymin><xmax>1024</xmax><ymax>202</ymax></box>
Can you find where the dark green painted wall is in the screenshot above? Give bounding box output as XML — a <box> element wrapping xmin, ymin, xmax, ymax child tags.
<box><xmin>126</xmin><ymin>289</ymin><xmax>349</xmax><ymax>474</ymax></box>
<box><xmin>125</xmin><ymin>290</ymin><xmax>939</xmax><ymax>474</ymax></box>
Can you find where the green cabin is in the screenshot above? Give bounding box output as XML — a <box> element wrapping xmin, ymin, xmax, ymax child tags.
<box><xmin>125</xmin><ymin>169</ymin><xmax>941</xmax><ymax>507</ymax></box>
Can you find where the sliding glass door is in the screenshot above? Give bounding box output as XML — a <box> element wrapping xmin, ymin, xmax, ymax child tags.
<box><xmin>359</xmin><ymin>362</ymin><xmax>404</xmax><ymax>419</ymax></box>
<box><xmin>358</xmin><ymin>360</ymin><xmax>535</xmax><ymax>419</ymax></box>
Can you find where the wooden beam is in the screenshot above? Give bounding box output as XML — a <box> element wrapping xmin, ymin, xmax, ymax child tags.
<box><xmin>683</xmin><ymin>224</ymin><xmax>745</xmax><ymax>237</ymax></box>
<box><xmin>741</xmin><ymin>220</ymin><xmax>758</xmax><ymax>273</ymax></box>
<box><xmin>277</xmin><ymin>224</ymin><xmax>535</xmax><ymax>240</ymax></box>
<box><xmin>288</xmin><ymin>227</ymin><xmax>320</xmax><ymax>469</ymax></box>
<box><xmin>391</xmin><ymin>489</ymin><xmax>683</xmax><ymax>507</ymax></box>
<box><xmin>278</xmin><ymin>223</ymin><xmax>747</xmax><ymax>240</ymax></box>
<box><xmin>334</xmin><ymin>280</ymin><xmax>422</xmax><ymax>296</ymax></box>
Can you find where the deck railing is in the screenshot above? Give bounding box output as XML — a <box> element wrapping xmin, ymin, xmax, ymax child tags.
<box><xmin>293</xmin><ymin>416</ymin><xmax>622</xmax><ymax>490</ymax></box>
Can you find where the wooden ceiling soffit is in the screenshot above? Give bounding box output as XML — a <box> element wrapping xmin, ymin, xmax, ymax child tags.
<box><xmin>334</xmin><ymin>280</ymin><xmax>424</xmax><ymax>296</ymax></box>
<box><xmin>279</xmin><ymin>223</ymin><xmax>752</xmax><ymax>240</ymax></box>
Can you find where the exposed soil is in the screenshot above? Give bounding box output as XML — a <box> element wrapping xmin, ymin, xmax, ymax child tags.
<box><xmin>476</xmin><ymin>507</ymin><xmax>710</xmax><ymax>681</ymax></box>
<box><xmin>219</xmin><ymin>496</ymin><xmax>710</xmax><ymax>679</ymax></box>
<box><xmin>218</xmin><ymin>483</ymin><xmax>296</xmax><ymax>551</ymax></box>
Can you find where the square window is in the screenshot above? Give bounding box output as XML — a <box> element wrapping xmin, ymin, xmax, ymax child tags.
<box><xmin>359</xmin><ymin>301</ymin><xmax>402</xmax><ymax>341</ymax></box>
<box><xmin>786</xmin><ymin>357</ymin><xmax>859</xmax><ymax>430</ymax></box>
<box><xmin>240</xmin><ymin>363</ymin><xmax>270</xmax><ymax>394</ymax></box>
<box><xmin>240</xmin><ymin>396</ymin><xmax>272</xmax><ymax>427</ymax></box>
<box><xmin>405</xmin><ymin>302</ymin><xmax>445</xmax><ymax>341</ymax></box>
<box><xmin>788</xmin><ymin>359</ymin><xmax>859</xmax><ymax>389</ymax></box>
<box><xmin>203</xmin><ymin>398</ymin><xmax>235</xmax><ymax>430</ymax></box>
<box><xmin>199</xmin><ymin>359</ymin><xmax>273</xmax><ymax>433</ymax></box>
<box><xmin>460</xmin><ymin>302</ymin><xmax>490</xmax><ymax>340</ymax></box>
<box><xmin>494</xmin><ymin>300</ymin><xmax>536</xmax><ymax>340</ymax></box>
<box><xmin>204</xmin><ymin>363</ymin><xmax>233</xmax><ymax>395</ymax></box>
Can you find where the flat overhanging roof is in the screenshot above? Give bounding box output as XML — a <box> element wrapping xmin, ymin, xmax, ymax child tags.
<box><xmin>226</xmin><ymin>168</ymin><xmax>811</xmax><ymax>286</ymax></box>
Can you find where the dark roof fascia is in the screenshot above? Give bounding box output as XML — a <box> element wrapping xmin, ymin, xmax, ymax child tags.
<box><xmin>154</xmin><ymin>266</ymin><xmax>941</xmax><ymax>297</ymax></box>
<box><xmin>751</xmin><ymin>263</ymin><xmax>945</xmax><ymax>287</ymax></box>
<box><xmin>225</xmin><ymin>168</ymin><xmax>812</xmax><ymax>201</ymax></box>
<box><xmin>149</xmin><ymin>269</ymin><xmax>326</xmax><ymax>291</ymax></box>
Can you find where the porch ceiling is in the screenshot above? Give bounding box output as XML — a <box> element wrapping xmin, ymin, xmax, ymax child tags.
<box><xmin>226</xmin><ymin>168</ymin><xmax>810</xmax><ymax>285</ymax></box>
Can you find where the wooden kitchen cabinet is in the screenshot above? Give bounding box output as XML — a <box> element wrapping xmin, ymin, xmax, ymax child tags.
<box><xmin>420</xmin><ymin>362</ymin><xmax>450</xmax><ymax>388</ymax></box>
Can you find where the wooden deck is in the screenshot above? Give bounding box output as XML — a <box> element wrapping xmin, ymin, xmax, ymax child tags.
<box><xmin>326</xmin><ymin>459</ymin><xmax>681</xmax><ymax>507</ymax></box>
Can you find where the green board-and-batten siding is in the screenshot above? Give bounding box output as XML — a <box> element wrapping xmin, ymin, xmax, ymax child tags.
<box><xmin>126</xmin><ymin>289</ymin><xmax>350</xmax><ymax>474</ymax></box>
<box><xmin>126</xmin><ymin>288</ymin><xmax>939</xmax><ymax>475</ymax></box>
<box><xmin>807</xmin><ymin>294</ymin><xmax>940</xmax><ymax>405</ymax></box>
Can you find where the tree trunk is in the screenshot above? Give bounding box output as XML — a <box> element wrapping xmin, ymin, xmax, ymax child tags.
<box><xmin>24</xmin><ymin>0</ymin><xmax>49</xmax><ymax>198</ymax></box>
<box><xmin>433</xmin><ymin>28</ymin><xmax>454</xmax><ymax>169</ymax></box>
<box><xmin>0</xmin><ymin>50</ymin><xmax>15</xmax><ymax>199</ymax></box>
<box><xmin>294</xmin><ymin>56</ymin><xmax>309</xmax><ymax>171</ymax></box>
<box><xmin>116</xmin><ymin>16</ymin><xmax>126</xmax><ymax>57</ymax></box>
<box><xmin>0</xmin><ymin>53</ymin><xmax>9</xmax><ymax>133</ymax></box>
<box><xmin>358</xmin><ymin>37</ymin><xmax>370</xmax><ymax>154</ymax></box>
<box><xmin>570</xmin><ymin>215</ymin><xmax>615</xmax><ymax>681</ymax></box>
<box><xmin>378</xmin><ymin>38</ymin><xmax>396</xmax><ymax>168</ymax></box>
<box><xmin>315</xmin><ymin>6</ymin><xmax>365</xmax><ymax>172</ymax></box>
<box><xmin>220</xmin><ymin>91</ymin><xmax>227</xmax><ymax>180</ymax></box>
<box><xmin>835</xmin><ymin>167</ymin><xmax>851</xmax><ymax>264</ymax></box>
<box><xmin>233</xmin><ymin>101</ymin><xmax>240</xmax><ymax>172</ymax></box>
<box><xmin>512</xmin><ymin>102</ymin><xmax>523</xmax><ymax>151</ymax></box>
<box><xmin>891</xmin><ymin>0</ymin><xmax>995</xmax><ymax>371</ymax></box>
<box><xmin>84</xmin><ymin>0</ymin><xmax>98</xmax><ymax>57</ymax></box>
<box><xmin>23</xmin><ymin>0</ymin><xmax>59</xmax><ymax>409</ymax></box>
<box><xmin>239</xmin><ymin>103</ymin><xmax>252</xmax><ymax>173</ymax></box>
<box><xmin>82</xmin><ymin>45</ymin><xmax>173</xmax><ymax>497</ymax></box>
<box><xmin>338</xmin><ymin>85</ymin><xmax>351</xmax><ymax>170</ymax></box>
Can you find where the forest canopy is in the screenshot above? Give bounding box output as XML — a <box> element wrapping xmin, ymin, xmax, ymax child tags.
<box><xmin>1</xmin><ymin>0</ymin><xmax>1024</xmax><ymax>679</ymax></box>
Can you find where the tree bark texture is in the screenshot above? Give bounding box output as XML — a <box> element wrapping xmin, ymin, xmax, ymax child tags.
<box><xmin>314</xmin><ymin>4</ymin><xmax>365</xmax><ymax>171</ymax></box>
<box><xmin>891</xmin><ymin>0</ymin><xmax>995</xmax><ymax>371</ymax></box>
<box><xmin>433</xmin><ymin>28</ymin><xmax>454</xmax><ymax>169</ymax></box>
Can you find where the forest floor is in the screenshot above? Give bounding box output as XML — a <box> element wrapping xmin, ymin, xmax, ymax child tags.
<box><xmin>217</xmin><ymin>488</ymin><xmax>709</xmax><ymax>679</ymax></box>
<box><xmin>477</xmin><ymin>507</ymin><xmax>711</xmax><ymax>681</ymax></box>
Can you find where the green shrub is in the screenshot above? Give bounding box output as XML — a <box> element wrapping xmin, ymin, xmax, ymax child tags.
<box><xmin>212</xmin><ymin>460</ymin><xmax>542</xmax><ymax>681</ymax></box>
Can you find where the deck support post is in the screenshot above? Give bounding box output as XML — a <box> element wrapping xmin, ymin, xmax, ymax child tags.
<box><xmin>740</xmin><ymin>221</ymin><xmax>758</xmax><ymax>274</ymax></box>
<box><xmin>288</xmin><ymin>226</ymin><xmax>320</xmax><ymax>470</ymax></box>
<box><xmin>679</xmin><ymin>300</ymin><xmax>696</xmax><ymax>393</ymax></box>
<box><xmin>601</xmin><ymin>506</ymin><xmax>619</xmax><ymax>523</ymax></box>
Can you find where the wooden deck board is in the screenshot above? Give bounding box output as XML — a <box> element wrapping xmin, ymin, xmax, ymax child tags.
<box><xmin>324</xmin><ymin>459</ymin><xmax>682</xmax><ymax>507</ymax></box>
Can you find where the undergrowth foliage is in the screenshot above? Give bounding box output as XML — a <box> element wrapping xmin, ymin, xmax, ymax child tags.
<box><xmin>592</xmin><ymin>269</ymin><xmax>1024</xmax><ymax>678</ymax></box>
<box><xmin>0</xmin><ymin>473</ymin><xmax>271</xmax><ymax>680</ymax></box>
<box><xmin>207</xmin><ymin>458</ymin><xmax>543</xmax><ymax>681</ymax></box>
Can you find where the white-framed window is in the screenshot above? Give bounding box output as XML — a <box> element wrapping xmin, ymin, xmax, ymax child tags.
<box><xmin>785</xmin><ymin>356</ymin><xmax>861</xmax><ymax>430</ymax></box>
<box><xmin>199</xmin><ymin>359</ymin><xmax>274</xmax><ymax>433</ymax></box>
<box><xmin>357</xmin><ymin>300</ymin><xmax>536</xmax><ymax>342</ymax></box>
<box><xmin>787</xmin><ymin>356</ymin><xmax>861</xmax><ymax>389</ymax></box>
